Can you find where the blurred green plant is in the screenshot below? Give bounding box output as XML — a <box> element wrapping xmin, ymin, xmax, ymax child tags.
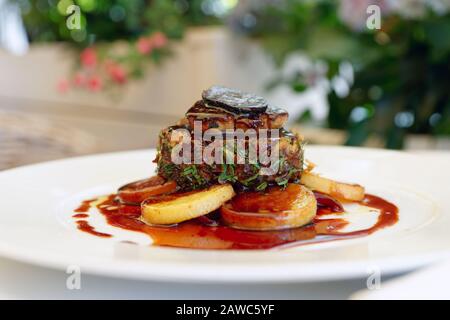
<box><xmin>17</xmin><ymin>0</ymin><xmax>229</xmax><ymax>92</ymax></box>
<box><xmin>232</xmin><ymin>0</ymin><xmax>450</xmax><ymax>148</ymax></box>
<box><xmin>20</xmin><ymin>0</ymin><xmax>224</xmax><ymax>44</ymax></box>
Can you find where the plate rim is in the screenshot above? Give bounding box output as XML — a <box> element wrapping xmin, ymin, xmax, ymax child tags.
<box><xmin>0</xmin><ymin>145</ymin><xmax>449</xmax><ymax>283</ymax></box>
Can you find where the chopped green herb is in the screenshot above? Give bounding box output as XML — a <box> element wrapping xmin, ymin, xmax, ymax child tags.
<box><xmin>242</xmin><ymin>173</ymin><xmax>259</xmax><ymax>185</ymax></box>
<box><xmin>256</xmin><ymin>181</ymin><xmax>268</xmax><ymax>191</ymax></box>
<box><xmin>218</xmin><ymin>164</ymin><xmax>237</xmax><ymax>183</ymax></box>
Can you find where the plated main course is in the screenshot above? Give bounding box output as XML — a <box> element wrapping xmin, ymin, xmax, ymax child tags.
<box><xmin>74</xmin><ymin>86</ymin><xmax>398</xmax><ymax>250</ymax></box>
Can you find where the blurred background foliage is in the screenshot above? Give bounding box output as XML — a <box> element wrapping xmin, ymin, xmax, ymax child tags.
<box><xmin>14</xmin><ymin>0</ymin><xmax>450</xmax><ymax>149</ymax></box>
<box><xmin>231</xmin><ymin>0</ymin><xmax>450</xmax><ymax>148</ymax></box>
<box><xmin>20</xmin><ymin>0</ymin><xmax>226</xmax><ymax>44</ymax></box>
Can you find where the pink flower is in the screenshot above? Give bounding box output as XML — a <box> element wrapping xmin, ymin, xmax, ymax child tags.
<box><xmin>137</xmin><ymin>37</ymin><xmax>153</xmax><ymax>54</ymax></box>
<box><xmin>151</xmin><ymin>31</ymin><xmax>168</xmax><ymax>49</ymax></box>
<box><xmin>80</xmin><ymin>47</ymin><xmax>97</xmax><ymax>68</ymax></box>
<box><xmin>87</xmin><ymin>75</ymin><xmax>102</xmax><ymax>92</ymax></box>
<box><xmin>106</xmin><ymin>63</ymin><xmax>127</xmax><ymax>84</ymax></box>
<box><xmin>73</xmin><ymin>73</ymin><xmax>86</xmax><ymax>87</ymax></box>
<box><xmin>57</xmin><ymin>79</ymin><xmax>70</xmax><ymax>93</ymax></box>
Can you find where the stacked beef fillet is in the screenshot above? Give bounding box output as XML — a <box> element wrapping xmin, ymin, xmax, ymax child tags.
<box><xmin>154</xmin><ymin>86</ymin><xmax>304</xmax><ymax>191</ymax></box>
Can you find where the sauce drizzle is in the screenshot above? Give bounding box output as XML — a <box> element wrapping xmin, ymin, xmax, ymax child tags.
<box><xmin>72</xmin><ymin>213</ymin><xmax>89</xmax><ymax>218</ymax></box>
<box><xmin>72</xmin><ymin>192</ymin><xmax>398</xmax><ymax>250</ymax></box>
<box><xmin>75</xmin><ymin>220</ymin><xmax>112</xmax><ymax>238</ymax></box>
<box><xmin>74</xmin><ymin>199</ymin><xmax>97</xmax><ymax>213</ymax></box>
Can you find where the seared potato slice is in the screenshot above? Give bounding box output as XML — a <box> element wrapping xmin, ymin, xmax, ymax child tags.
<box><xmin>300</xmin><ymin>172</ymin><xmax>365</xmax><ymax>202</ymax></box>
<box><xmin>141</xmin><ymin>184</ymin><xmax>235</xmax><ymax>225</ymax></box>
<box><xmin>221</xmin><ymin>184</ymin><xmax>317</xmax><ymax>231</ymax></box>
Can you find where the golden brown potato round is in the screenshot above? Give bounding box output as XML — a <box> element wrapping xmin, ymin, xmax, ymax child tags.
<box><xmin>141</xmin><ymin>184</ymin><xmax>235</xmax><ymax>225</ymax></box>
<box><xmin>221</xmin><ymin>184</ymin><xmax>317</xmax><ymax>231</ymax></box>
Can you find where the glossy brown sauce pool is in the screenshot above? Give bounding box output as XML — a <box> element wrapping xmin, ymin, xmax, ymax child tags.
<box><xmin>343</xmin><ymin>194</ymin><xmax>399</xmax><ymax>236</ymax></box>
<box><xmin>73</xmin><ymin>191</ymin><xmax>398</xmax><ymax>250</ymax></box>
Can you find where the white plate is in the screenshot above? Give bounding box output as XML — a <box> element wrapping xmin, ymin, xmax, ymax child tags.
<box><xmin>0</xmin><ymin>146</ymin><xmax>448</xmax><ymax>283</ymax></box>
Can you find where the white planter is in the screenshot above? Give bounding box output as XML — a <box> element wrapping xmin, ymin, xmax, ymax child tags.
<box><xmin>0</xmin><ymin>27</ymin><xmax>300</xmax><ymax>156</ymax></box>
<box><xmin>0</xmin><ymin>28</ymin><xmax>244</xmax><ymax>114</ymax></box>
<box><xmin>0</xmin><ymin>27</ymin><xmax>318</xmax><ymax>119</ymax></box>
<box><xmin>0</xmin><ymin>26</ymin><xmax>323</xmax><ymax>157</ymax></box>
